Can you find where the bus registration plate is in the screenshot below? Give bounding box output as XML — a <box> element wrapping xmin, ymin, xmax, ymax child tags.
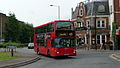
<box><xmin>64</xmin><ymin>54</ymin><xmax>69</xmax><ymax>56</ymax></box>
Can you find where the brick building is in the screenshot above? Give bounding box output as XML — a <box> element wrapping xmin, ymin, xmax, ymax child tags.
<box><xmin>112</xmin><ymin>0</ymin><xmax>120</xmax><ymax>25</ymax></box>
<box><xmin>0</xmin><ymin>13</ymin><xmax>8</xmax><ymax>43</ymax></box>
<box><xmin>0</xmin><ymin>13</ymin><xmax>24</xmax><ymax>43</ymax></box>
<box><xmin>109</xmin><ymin>0</ymin><xmax>120</xmax><ymax>49</ymax></box>
<box><xmin>109</xmin><ymin>0</ymin><xmax>120</xmax><ymax>28</ymax></box>
<box><xmin>71</xmin><ymin>0</ymin><xmax>111</xmax><ymax>49</ymax></box>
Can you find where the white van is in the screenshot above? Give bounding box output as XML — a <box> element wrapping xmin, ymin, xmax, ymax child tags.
<box><xmin>28</xmin><ymin>43</ymin><xmax>34</xmax><ymax>49</ymax></box>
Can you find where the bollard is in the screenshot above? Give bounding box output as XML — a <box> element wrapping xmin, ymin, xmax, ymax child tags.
<box><xmin>11</xmin><ymin>49</ymin><xmax>14</xmax><ymax>57</ymax></box>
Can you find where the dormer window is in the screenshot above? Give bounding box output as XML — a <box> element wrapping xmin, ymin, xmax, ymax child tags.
<box><xmin>98</xmin><ymin>5</ymin><xmax>105</xmax><ymax>13</ymax></box>
<box><xmin>80</xmin><ymin>8</ymin><xmax>83</xmax><ymax>16</ymax></box>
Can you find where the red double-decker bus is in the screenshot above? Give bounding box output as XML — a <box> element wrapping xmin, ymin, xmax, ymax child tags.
<box><xmin>34</xmin><ymin>20</ymin><xmax>76</xmax><ymax>56</ymax></box>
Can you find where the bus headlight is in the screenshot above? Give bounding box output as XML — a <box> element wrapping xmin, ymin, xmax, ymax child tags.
<box><xmin>57</xmin><ymin>52</ymin><xmax>60</xmax><ymax>54</ymax></box>
<box><xmin>73</xmin><ymin>50</ymin><xmax>76</xmax><ymax>53</ymax></box>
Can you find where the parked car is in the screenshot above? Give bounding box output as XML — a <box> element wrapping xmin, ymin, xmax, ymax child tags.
<box><xmin>28</xmin><ymin>43</ymin><xmax>34</xmax><ymax>49</ymax></box>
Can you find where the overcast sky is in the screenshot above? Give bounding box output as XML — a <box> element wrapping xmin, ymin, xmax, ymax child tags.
<box><xmin>0</xmin><ymin>0</ymin><xmax>85</xmax><ymax>27</ymax></box>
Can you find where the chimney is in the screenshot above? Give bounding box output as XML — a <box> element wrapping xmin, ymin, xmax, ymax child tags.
<box><xmin>71</xmin><ymin>8</ymin><xmax>73</xmax><ymax>19</ymax></box>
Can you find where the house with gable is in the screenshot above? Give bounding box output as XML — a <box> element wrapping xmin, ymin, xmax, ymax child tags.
<box><xmin>71</xmin><ymin>0</ymin><xmax>110</xmax><ymax>49</ymax></box>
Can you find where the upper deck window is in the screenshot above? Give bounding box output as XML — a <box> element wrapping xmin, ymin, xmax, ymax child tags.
<box><xmin>36</xmin><ymin>24</ymin><xmax>54</xmax><ymax>34</ymax></box>
<box><xmin>56</xmin><ymin>22</ymin><xmax>74</xmax><ymax>30</ymax></box>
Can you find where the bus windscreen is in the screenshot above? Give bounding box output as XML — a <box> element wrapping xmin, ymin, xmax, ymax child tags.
<box><xmin>55</xmin><ymin>38</ymin><xmax>76</xmax><ymax>48</ymax></box>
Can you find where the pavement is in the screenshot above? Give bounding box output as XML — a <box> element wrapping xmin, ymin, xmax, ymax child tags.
<box><xmin>77</xmin><ymin>48</ymin><xmax>120</xmax><ymax>61</ymax></box>
<box><xmin>0</xmin><ymin>52</ymin><xmax>40</xmax><ymax>68</ymax></box>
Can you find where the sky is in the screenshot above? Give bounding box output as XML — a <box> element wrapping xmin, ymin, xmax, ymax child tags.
<box><xmin>0</xmin><ymin>0</ymin><xmax>85</xmax><ymax>27</ymax></box>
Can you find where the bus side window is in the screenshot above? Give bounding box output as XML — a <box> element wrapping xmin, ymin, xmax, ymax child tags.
<box><xmin>37</xmin><ymin>40</ymin><xmax>41</xmax><ymax>46</ymax></box>
<box><xmin>49</xmin><ymin>24</ymin><xmax>54</xmax><ymax>32</ymax></box>
<box><xmin>51</xmin><ymin>39</ymin><xmax>55</xmax><ymax>48</ymax></box>
<box><xmin>44</xmin><ymin>40</ymin><xmax>47</xmax><ymax>48</ymax></box>
<box><xmin>37</xmin><ymin>40</ymin><xmax>44</xmax><ymax>46</ymax></box>
<box><xmin>51</xmin><ymin>24</ymin><xmax>54</xmax><ymax>32</ymax></box>
<box><xmin>47</xmin><ymin>24</ymin><xmax>50</xmax><ymax>32</ymax></box>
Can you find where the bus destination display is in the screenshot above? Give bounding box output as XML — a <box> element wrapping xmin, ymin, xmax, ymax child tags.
<box><xmin>56</xmin><ymin>30</ymin><xmax>75</xmax><ymax>37</ymax></box>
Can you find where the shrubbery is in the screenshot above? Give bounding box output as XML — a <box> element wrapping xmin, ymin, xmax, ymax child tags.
<box><xmin>0</xmin><ymin>42</ymin><xmax>28</xmax><ymax>48</ymax></box>
<box><xmin>5</xmin><ymin>13</ymin><xmax>33</xmax><ymax>43</ymax></box>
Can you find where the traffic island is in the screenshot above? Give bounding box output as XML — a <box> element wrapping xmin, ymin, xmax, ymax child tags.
<box><xmin>0</xmin><ymin>52</ymin><xmax>20</xmax><ymax>61</ymax></box>
<box><xmin>0</xmin><ymin>52</ymin><xmax>40</xmax><ymax>68</ymax></box>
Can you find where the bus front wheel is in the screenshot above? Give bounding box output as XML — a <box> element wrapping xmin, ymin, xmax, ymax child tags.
<box><xmin>47</xmin><ymin>50</ymin><xmax>50</xmax><ymax>56</ymax></box>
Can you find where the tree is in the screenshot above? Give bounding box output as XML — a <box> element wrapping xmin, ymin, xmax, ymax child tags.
<box><xmin>19</xmin><ymin>23</ymin><xmax>34</xmax><ymax>43</ymax></box>
<box><xmin>5</xmin><ymin>13</ymin><xmax>34</xmax><ymax>43</ymax></box>
<box><xmin>112</xmin><ymin>22</ymin><xmax>120</xmax><ymax>49</ymax></box>
<box><xmin>5</xmin><ymin>13</ymin><xmax>20</xmax><ymax>42</ymax></box>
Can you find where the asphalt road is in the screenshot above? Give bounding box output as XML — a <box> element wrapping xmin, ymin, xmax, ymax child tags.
<box><xmin>17</xmin><ymin>48</ymin><xmax>120</xmax><ymax>68</ymax></box>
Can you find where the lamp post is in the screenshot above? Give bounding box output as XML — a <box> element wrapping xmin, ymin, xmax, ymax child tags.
<box><xmin>50</xmin><ymin>5</ymin><xmax>60</xmax><ymax>20</ymax></box>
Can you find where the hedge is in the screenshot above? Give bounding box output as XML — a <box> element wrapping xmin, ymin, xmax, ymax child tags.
<box><xmin>0</xmin><ymin>42</ymin><xmax>28</xmax><ymax>48</ymax></box>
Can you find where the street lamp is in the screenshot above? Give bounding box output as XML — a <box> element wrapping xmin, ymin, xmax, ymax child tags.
<box><xmin>50</xmin><ymin>5</ymin><xmax>60</xmax><ymax>20</ymax></box>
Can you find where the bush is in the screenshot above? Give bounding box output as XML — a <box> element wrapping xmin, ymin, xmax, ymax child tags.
<box><xmin>0</xmin><ymin>42</ymin><xmax>22</xmax><ymax>48</ymax></box>
<box><xmin>0</xmin><ymin>44</ymin><xmax>3</xmax><ymax>48</ymax></box>
<box><xmin>0</xmin><ymin>42</ymin><xmax>30</xmax><ymax>48</ymax></box>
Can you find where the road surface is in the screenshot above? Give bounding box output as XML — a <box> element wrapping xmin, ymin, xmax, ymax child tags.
<box><xmin>18</xmin><ymin>48</ymin><xmax>120</xmax><ymax>68</ymax></box>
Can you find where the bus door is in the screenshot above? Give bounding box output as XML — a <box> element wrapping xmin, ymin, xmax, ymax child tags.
<box><xmin>46</xmin><ymin>39</ymin><xmax>51</xmax><ymax>49</ymax></box>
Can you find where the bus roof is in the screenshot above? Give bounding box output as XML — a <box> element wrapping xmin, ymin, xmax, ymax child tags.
<box><xmin>34</xmin><ymin>20</ymin><xmax>75</xmax><ymax>29</ymax></box>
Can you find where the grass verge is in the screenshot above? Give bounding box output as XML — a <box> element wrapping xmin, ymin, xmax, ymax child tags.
<box><xmin>0</xmin><ymin>52</ymin><xmax>21</xmax><ymax>61</ymax></box>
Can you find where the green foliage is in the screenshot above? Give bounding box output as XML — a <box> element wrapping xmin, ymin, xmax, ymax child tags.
<box><xmin>0</xmin><ymin>42</ymin><xmax>28</xmax><ymax>48</ymax></box>
<box><xmin>112</xmin><ymin>22</ymin><xmax>120</xmax><ymax>49</ymax></box>
<box><xmin>0</xmin><ymin>42</ymin><xmax>22</xmax><ymax>47</ymax></box>
<box><xmin>19</xmin><ymin>23</ymin><xmax>34</xmax><ymax>43</ymax></box>
<box><xmin>112</xmin><ymin>23</ymin><xmax>117</xmax><ymax>42</ymax></box>
<box><xmin>112</xmin><ymin>23</ymin><xmax>120</xmax><ymax>37</ymax></box>
<box><xmin>4</xmin><ymin>13</ymin><xmax>34</xmax><ymax>43</ymax></box>
<box><xmin>5</xmin><ymin>13</ymin><xmax>20</xmax><ymax>42</ymax></box>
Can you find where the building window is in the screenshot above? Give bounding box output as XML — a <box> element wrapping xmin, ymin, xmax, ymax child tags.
<box><xmin>80</xmin><ymin>8</ymin><xmax>83</xmax><ymax>16</ymax></box>
<box><xmin>78</xmin><ymin>23</ymin><xmax>81</xmax><ymax>27</ymax></box>
<box><xmin>102</xmin><ymin>21</ymin><xmax>105</xmax><ymax>27</ymax></box>
<box><xmin>77</xmin><ymin>22</ymin><xmax>83</xmax><ymax>27</ymax></box>
<box><xmin>97</xmin><ymin>21</ymin><xmax>100</xmax><ymax>27</ymax></box>
<box><xmin>86</xmin><ymin>20</ymin><xmax>90</xmax><ymax>27</ymax></box>
<box><xmin>97</xmin><ymin>35</ymin><xmax>106</xmax><ymax>44</ymax></box>
<box><xmin>96</xmin><ymin>19</ymin><xmax>106</xmax><ymax>28</ymax></box>
<box><xmin>80</xmin><ymin>22</ymin><xmax>83</xmax><ymax>27</ymax></box>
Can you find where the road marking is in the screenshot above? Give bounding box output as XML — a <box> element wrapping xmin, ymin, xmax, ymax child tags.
<box><xmin>109</xmin><ymin>54</ymin><xmax>120</xmax><ymax>61</ymax></box>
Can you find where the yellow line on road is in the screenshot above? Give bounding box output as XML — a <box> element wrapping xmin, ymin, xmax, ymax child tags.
<box><xmin>109</xmin><ymin>54</ymin><xmax>120</xmax><ymax>61</ymax></box>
